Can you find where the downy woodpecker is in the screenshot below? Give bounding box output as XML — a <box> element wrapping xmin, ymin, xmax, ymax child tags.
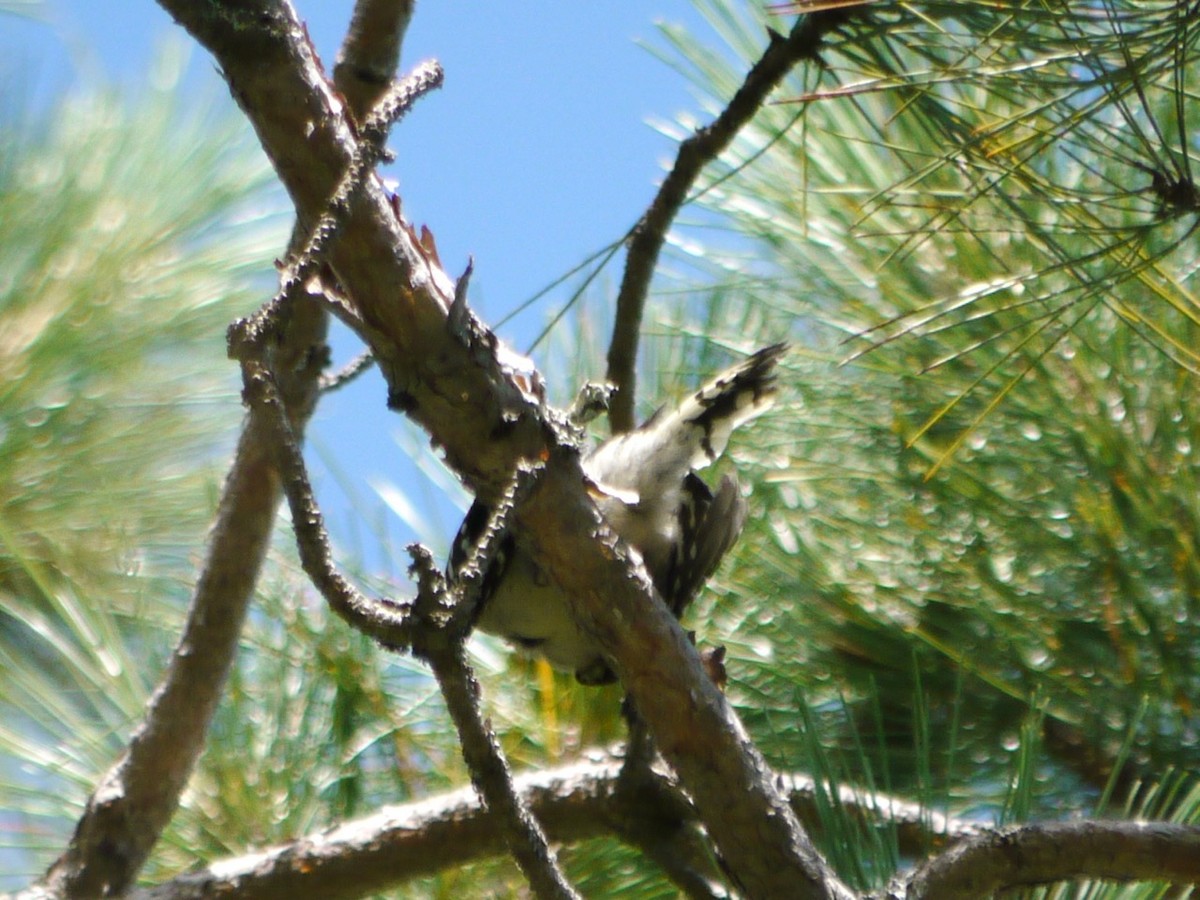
<box><xmin>451</xmin><ymin>343</ymin><xmax>786</xmax><ymax>684</ymax></box>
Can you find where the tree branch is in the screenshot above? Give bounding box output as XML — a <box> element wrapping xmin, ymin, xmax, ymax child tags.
<box><xmin>241</xmin><ymin>353</ymin><xmax>416</xmax><ymax>645</ymax></box>
<box><xmin>243</xmin><ymin>204</ymin><xmax>572</xmax><ymax>897</ymax></box>
<box><xmin>127</xmin><ymin>758</ymin><xmax>989</xmax><ymax>899</ymax></box>
<box><xmin>36</xmin><ymin>386</ymin><xmax>312</xmax><ymax>899</ymax></box>
<box><xmin>899</xmin><ymin>820</ymin><xmax>1200</xmax><ymax>899</ymax></box>
<box><xmin>519</xmin><ymin>450</ymin><xmax>855</xmax><ymax>900</ymax></box>
<box><xmin>319</xmin><ymin>347</ymin><xmax>376</xmax><ymax>392</ymax></box>
<box><xmin>333</xmin><ymin>0</ymin><xmax>415</xmax><ymax>117</ymax></box>
<box><xmin>130</xmin><ymin>762</ymin><xmax>619</xmax><ymax>900</ymax></box>
<box><xmin>156</xmin><ymin>0</ymin><xmax>547</xmax><ymax>504</ymax></box>
<box><xmin>278</xmin><ymin>59</ymin><xmax>444</xmax><ymax>290</ymax></box>
<box><xmin>409</xmin><ymin>547</ymin><xmax>580</xmax><ymax>900</ymax></box>
<box><xmin>604</xmin><ymin>9</ymin><xmax>854</xmax><ymax>433</ymax></box>
<box><xmin>613</xmin><ymin>738</ymin><xmax>728</xmax><ymax>899</ymax></box>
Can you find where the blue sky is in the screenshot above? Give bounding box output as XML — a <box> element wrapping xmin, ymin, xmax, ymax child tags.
<box><xmin>3</xmin><ymin>0</ymin><xmax>735</xmax><ymax>570</ymax></box>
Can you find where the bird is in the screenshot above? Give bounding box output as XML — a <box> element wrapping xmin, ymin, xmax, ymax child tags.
<box><xmin>449</xmin><ymin>343</ymin><xmax>787</xmax><ymax>685</ymax></box>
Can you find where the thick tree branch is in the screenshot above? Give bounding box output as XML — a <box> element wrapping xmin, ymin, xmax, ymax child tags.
<box><xmin>37</xmin><ymin>387</ymin><xmax>311</xmax><ymax>899</ymax></box>
<box><xmin>131</xmin><ymin>762</ymin><xmax>621</xmax><ymax>900</ymax></box>
<box><xmin>156</xmin><ymin>0</ymin><xmax>548</xmax><ymax>504</ymax></box>
<box><xmin>128</xmin><ymin>758</ymin><xmax>989</xmax><ymax>899</ymax></box>
<box><xmin>604</xmin><ymin>9</ymin><xmax>853</xmax><ymax>433</ymax></box>
<box><xmin>519</xmin><ymin>450</ymin><xmax>855</xmax><ymax>900</ymax></box>
<box><xmin>125</xmin><ymin>770</ymin><xmax>1200</xmax><ymax>900</ymax></box>
<box><xmin>899</xmin><ymin>820</ymin><xmax>1200</xmax><ymax>899</ymax></box>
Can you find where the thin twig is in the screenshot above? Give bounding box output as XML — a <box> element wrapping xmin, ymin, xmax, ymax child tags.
<box><xmin>333</xmin><ymin>0</ymin><xmax>415</xmax><ymax>117</ymax></box>
<box><xmin>429</xmin><ymin>649</ymin><xmax>579</xmax><ymax>900</ymax></box>
<box><xmin>319</xmin><ymin>349</ymin><xmax>376</xmax><ymax>392</ymax></box>
<box><xmin>252</xmin><ymin>321</ymin><xmax>569</xmax><ymax>897</ymax></box>
<box><xmin>275</xmin><ymin>60</ymin><xmax>444</xmax><ymax>304</ymax></box>
<box><xmin>230</xmin><ymin>62</ymin><xmax>444</xmax><ymax>374</ymax></box>
<box><xmin>448</xmin><ymin>256</ymin><xmax>475</xmax><ymax>342</ymax></box>
<box><xmin>226</xmin><ymin>67</ymin><xmax>451</xmax><ymax>644</ymax></box>
<box><xmin>247</xmin><ymin>281</ymin><xmax>570</xmax><ymax>895</ymax></box>
<box><xmin>604</xmin><ymin>10</ymin><xmax>854</xmax><ymax>432</ymax></box>
<box><xmin>241</xmin><ymin>355</ymin><xmax>573</xmax><ymax>900</ymax></box>
<box><xmin>408</xmin><ymin>546</ymin><xmax>581</xmax><ymax>900</ymax></box>
<box><xmin>244</xmin><ymin>358</ymin><xmax>415</xmax><ymax>646</ymax></box>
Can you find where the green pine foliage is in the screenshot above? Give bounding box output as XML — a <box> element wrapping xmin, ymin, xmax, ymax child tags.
<box><xmin>640</xmin><ymin>0</ymin><xmax>1200</xmax><ymax>889</ymax></box>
